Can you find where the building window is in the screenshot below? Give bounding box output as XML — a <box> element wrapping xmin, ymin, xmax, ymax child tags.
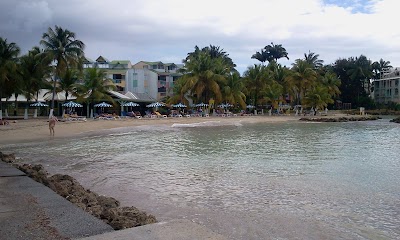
<box><xmin>158</xmin><ymin>86</ymin><xmax>166</xmax><ymax>93</ymax></box>
<box><xmin>158</xmin><ymin>75</ymin><xmax>166</xmax><ymax>81</ymax></box>
<box><xmin>396</xmin><ymin>79</ymin><xmax>399</xmax><ymax>86</ymax></box>
<box><xmin>395</xmin><ymin>88</ymin><xmax>399</xmax><ymax>95</ymax></box>
<box><xmin>132</xmin><ymin>80</ymin><xmax>138</xmax><ymax>88</ymax></box>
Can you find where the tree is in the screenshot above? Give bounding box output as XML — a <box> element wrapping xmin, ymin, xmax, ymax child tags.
<box><xmin>320</xmin><ymin>71</ymin><xmax>341</xmax><ymax>98</ymax></box>
<box><xmin>304</xmin><ymin>50</ymin><xmax>324</xmax><ymax>69</ymax></box>
<box><xmin>262</xmin><ymin>81</ymin><xmax>283</xmax><ymax>109</ymax></box>
<box><xmin>18</xmin><ymin>46</ymin><xmax>52</xmax><ymax>118</ymax></box>
<box><xmin>348</xmin><ymin>55</ymin><xmax>373</xmax><ymax>100</ymax></box>
<box><xmin>264</xmin><ymin>42</ymin><xmax>289</xmax><ymax>63</ymax></box>
<box><xmin>40</xmin><ymin>25</ymin><xmax>85</xmax><ymax>117</ymax></box>
<box><xmin>302</xmin><ymin>84</ymin><xmax>334</xmax><ymax>111</ymax></box>
<box><xmin>286</xmin><ymin>59</ymin><xmax>317</xmax><ymax>105</ymax></box>
<box><xmin>181</xmin><ymin>48</ymin><xmax>229</xmax><ymax>103</ymax></box>
<box><xmin>0</xmin><ymin>38</ymin><xmax>20</xmax><ymax>119</ymax></box>
<box><xmin>57</xmin><ymin>68</ymin><xmax>80</xmax><ymax>101</ymax></box>
<box><xmin>75</xmin><ymin>67</ymin><xmax>116</xmax><ymax>117</ymax></box>
<box><xmin>251</xmin><ymin>49</ymin><xmax>269</xmax><ymax>65</ymax></box>
<box><xmin>243</xmin><ymin>64</ymin><xmax>269</xmax><ymax>107</ymax></box>
<box><xmin>222</xmin><ymin>72</ymin><xmax>246</xmax><ymax>109</ymax></box>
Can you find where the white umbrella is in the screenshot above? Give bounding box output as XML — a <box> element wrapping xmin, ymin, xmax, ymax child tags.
<box><xmin>217</xmin><ymin>103</ymin><xmax>233</xmax><ymax>108</ymax></box>
<box><xmin>122</xmin><ymin>102</ymin><xmax>140</xmax><ymax>107</ymax></box>
<box><xmin>30</xmin><ymin>102</ymin><xmax>48</xmax><ymax>107</ymax></box>
<box><xmin>172</xmin><ymin>103</ymin><xmax>187</xmax><ymax>108</ymax></box>
<box><xmin>94</xmin><ymin>102</ymin><xmax>113</xmax><ymax>108</ymax></box>
<box><xmin>246</xmin><ymin>105</ymin><xmax>255</xmax><ymax>109</ymax></box>
<box><xmin>146</xmin><ymin>102</ymin><xmax>165</xmax><ymax>108</ymax></box>
<box><xmin>30</xmin><ymin>102</ymin><xmax>48</xmax><ymax>118</ymax></box>
<box><xmin>62</xmin><ymin>101</ymin><xmax>83</xmax><ymax>108</ymax></box>
<box><xmin>195</xmin><ymin>102</ymin><xmax>209</xmax><ymax>107</ymax></box>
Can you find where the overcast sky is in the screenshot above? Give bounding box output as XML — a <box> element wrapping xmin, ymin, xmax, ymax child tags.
<box><xmin>1</xmin><ymin>0</ymin><xmax>398</xmax><ymax>74</ymax></box>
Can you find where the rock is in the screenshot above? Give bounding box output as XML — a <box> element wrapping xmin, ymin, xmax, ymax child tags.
<box><xmin>0</xmin><ymin>152</ymin><xmax>16</xmax><ymax>163</ymax></box>
<box><xmin>7</xmin><ymin>163</ymin><xmax>157</xmax><ymax>230</ymax></box>
<box><xmin>299</xmin><ymin>116</ymin><xmax>380</xmax><ymax>122</ymax></box>
<box><xmin>390</xmin><ymin>117</ymin><xmax>400</xmax><ymax>123</ymax></box>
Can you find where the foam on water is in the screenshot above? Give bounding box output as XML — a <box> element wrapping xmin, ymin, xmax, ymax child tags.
<box><xmin>171</xmin><ymin>120</ymin><xmax>243</xmax><ymax>128</ymax></box>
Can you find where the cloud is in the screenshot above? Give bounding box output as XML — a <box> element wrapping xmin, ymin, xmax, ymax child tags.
<box><xmin>0</xmin><ymin>0</ymin><xmax>399</xmax><ymax>74</ymax></box>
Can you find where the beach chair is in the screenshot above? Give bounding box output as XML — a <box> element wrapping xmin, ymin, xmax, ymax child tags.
<box><xmin>155</xmin><ymin>111</ymin><xmax>168</xmax><ymax>118</ymax></box>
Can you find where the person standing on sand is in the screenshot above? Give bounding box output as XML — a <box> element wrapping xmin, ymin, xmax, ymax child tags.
<box><xmin>49</xmin><ymin>116</ymin><xmax>58</xmax><ymax>136</ymax></box>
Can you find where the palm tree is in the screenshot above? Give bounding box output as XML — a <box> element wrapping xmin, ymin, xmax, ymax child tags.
<box><xmin>304</xmin><ymin>50</ymin><xmax>324</xmax><ymax>69</ymax></box>
<box><xmin>222</xmin><ymin>72</ymin><xmax>246</xmax><ymax>109</ymax></box>
<box><xmin>0</xmin><ymin>38</ymin><xmax>20</xmax><ymax>119</ymax></box>
<box><xmin>251</xmin><ymin>49</ymin><xmax>269</xmax><ymax>65</ymax></box>
<box><xmin>264</xmin><ymin>42</ymin><xmax>289</xmax><ymax>63</ymax></box>
<box><xmin>40</xmin><ymin>25</ymin><xmax>85</xmax><ymax>117</ymax></box>
<box><xmin>262</xmin><ymin>81</ymin><xmax>283</xmax><ymax>109</ymax></box>
<box><xmin>18</xmin><ymin>47</ymin><xmax>52</xmax><ymax>118</ymax></box>
<box><xmin>302</xmin><ymin>84</ymin><xmax>334</xmax><ymax>111</ymax></box>
<box><xmin>320</xmin><ymin>71</ymin><xmax>341</xmax><ymax>98</ymax></box>
<box><xmin>286</xmin><ymin>59</ymin><xmax>317</xmax><ymax>105</ymax></box>
<box><xmin>243</xmin><ymin>64</ymin><xmax>269</xmax><ymax>107</ymax></box>
<box><xmin>75</xmin><ymin>67</ymin><xmax>116</xmax><ymax>117</ymax></box>
<box><xmin>57</xmin><ymin>68</ymin><xmax>80</xmax><ymax>101</ymax></box>
<box><xmin>181</xmin><ymin>50</ymin><xmax>227</xmax><ymax>103</ymax></box>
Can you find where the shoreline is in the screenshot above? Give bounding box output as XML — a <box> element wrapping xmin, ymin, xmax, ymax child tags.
<box><xmin>0</xmin><ymin>115</ymin><xmax>302</xmax><ymax>145</ymax></box>
<box><xmin>0</xmin><ymin>113</ymin><xmax>387</xmax><ymax>145</ymax></box>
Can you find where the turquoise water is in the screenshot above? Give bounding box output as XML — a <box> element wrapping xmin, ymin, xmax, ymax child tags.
<box><xmin>4</xmin><ymin>118</ymin><xmax>400</xmax><ymax>239</ymax></box>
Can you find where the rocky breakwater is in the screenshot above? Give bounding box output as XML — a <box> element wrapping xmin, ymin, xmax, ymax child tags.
<box><xmin>390</xmin><ymin>116</ymin><xmax>400</xmax><ymax>123</ymax></box>
<box><xmin>299</xmin><ymin>115</ymin><xmax>381</xmax><ymax>122</ymax></box>
<box><xmin>0</xmin><ymin>152</ymin><xmax>157</xmax><ymax>230</ymax></box>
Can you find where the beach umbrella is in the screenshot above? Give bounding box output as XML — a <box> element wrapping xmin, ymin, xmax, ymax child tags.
<box><xmin>217</xmin><ymin>103</ymin><xmax>233</xmax><ymax>108</ymax></box>
<box><xmin>30</xmin><ymin>102</ymin><xmax>48</xmax><ymax>107</ymax></box>
<box><xmin>122</xmin><ymin>102</ymin><xmax>140</xmax><ymax>107</ymax></box>
<box><xmin>195</xmin><ymin>102</ymin><xmax>209</xmax><ymax>107</ymax></box>
<box><xmin>146</xmin><ymin>102</ymin><xmax>165</xmax><ymax>108</ymax></box>
<box><xmin>246</xmin><ymin>105</ymin><xmax>255</xmax><ymax>109</ymax></box>
<box><xmin>172</xmin><ymin>103</ymin><xmax>187</xmax><ymax>108</ymax></box>
<box><xmin>30</xmin><ymin>102</ymin><xmax>48</xmax><ymax>118</ymax></box>
<box><xmin>62</xmin><ymin>101</ymin><xmax>83</xmax><ymax>108</ymax></box>
<box><xmin>94</xmin><ymin>102</ymin><xmax>113</xmax><ymax>108</ymax></box>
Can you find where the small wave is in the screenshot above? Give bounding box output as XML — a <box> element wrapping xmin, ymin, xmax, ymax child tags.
<box><xmin>171</xmin><ymin>121</ymin><xmax>243</xmax><ymax>128</ymax></box>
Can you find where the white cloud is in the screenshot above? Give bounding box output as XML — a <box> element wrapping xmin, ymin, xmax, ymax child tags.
<box><xmin>1</xmin><ymin>0</ymin><xmax>400</xmax><ymax>74</ymax></box>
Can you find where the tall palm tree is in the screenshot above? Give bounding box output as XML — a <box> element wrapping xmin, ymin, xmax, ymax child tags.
<box><xmin>304</xmin><ymin>50</ymin><xmax>324</xmax><ymax>69</ymax></box>
<box><xmin>286</xmin><ymin>59</ymin><xmax>317</xmax><ymax>105</ymax></box>
<box><xmin>181</xmin><ymin>50</ymin><xmax>227</xmax><ymax>103</ymax></box>
<box><xmin>264</xmin><ymin>42</ymin><xmax>289</xmax><ymax>63</ymax></box>
<box><xmin>0</xmin><ymin>38</ymin><xmax>20</xmax><ymax>119</ymax></box>
<box><xmin>18</xmin><ymin>47</ymin><xmax>52</xmax><ymax>118</ymax></box>
<box><xmin>251</xmin><ymin>49</ymin><xmax>269</xmax><ymax>65</ymax></box>
<box><xmin>40</xmin><ymin>25</ymin><xmax>85</xmax><ymax>117</ymax></box>
<box><xmin>75</xmin><ymin>67</ymin><xmax>116</xmax><ymax>117</ymax></box>
<box><xmin>222</xmin><ymin>72</ymin><xmax>246</xmax><ymax>109</ymax></box>
<box><xmin>243</xmin><ymin>64</ymin><xmax>269</xmax><ymax>107</ymax></box>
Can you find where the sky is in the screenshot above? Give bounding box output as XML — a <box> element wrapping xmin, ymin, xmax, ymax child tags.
<box><xmin>1</xmin><ymin>0</ymin><xmax>399</xmax><ymax>75</ymax></box>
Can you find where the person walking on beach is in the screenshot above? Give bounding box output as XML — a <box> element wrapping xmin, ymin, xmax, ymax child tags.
<box><xmin>49</xmin><ymin>116</ymin><xmax>58</xmax><ymax>136</ymax></box>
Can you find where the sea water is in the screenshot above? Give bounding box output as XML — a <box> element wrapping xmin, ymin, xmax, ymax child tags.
<box><xmin>3</xmin><ymin>118</ymin><xmax>400</xmax><ymax>239</ymax></box>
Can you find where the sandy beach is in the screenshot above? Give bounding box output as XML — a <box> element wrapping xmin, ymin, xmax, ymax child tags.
<box><xmin>0</xmin><ymin>115</ymin><xmax>302</xmax><ymax>145</ymax></box>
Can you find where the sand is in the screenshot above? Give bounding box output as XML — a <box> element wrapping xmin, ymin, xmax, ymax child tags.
<box><xmin>0</xmin><ymin>115</ymin><xmax>302</xmax><ymax>145</ymax></box>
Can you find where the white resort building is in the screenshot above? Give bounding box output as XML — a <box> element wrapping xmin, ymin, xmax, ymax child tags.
<box><xmin>83</xmin><ymin>57</ymin><xmax>183</xmax><ymax>102</ymax></box>
<box><xmin>373</xmin><ymin>67</ymin><xmax>400</xmax><ymax>104</ymax></box>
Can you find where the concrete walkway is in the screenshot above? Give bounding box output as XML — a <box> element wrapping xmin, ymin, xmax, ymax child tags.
<box><xmin>0</xmin><ymin>161</ymin><xmax>226</xmax><ymax>240</ymax></box>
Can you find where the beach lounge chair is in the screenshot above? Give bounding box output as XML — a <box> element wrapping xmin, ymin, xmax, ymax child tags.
<box><xmin>155</xmin><ymin>111</ymin><xmax>168</xmax><ymax>118</ymax></box>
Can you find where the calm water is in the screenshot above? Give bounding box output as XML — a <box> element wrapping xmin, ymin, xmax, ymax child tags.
<box><xmin>3</xmin><ymin>118</ymin><xmax>400</xmax><ymax>239</ymax></box>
